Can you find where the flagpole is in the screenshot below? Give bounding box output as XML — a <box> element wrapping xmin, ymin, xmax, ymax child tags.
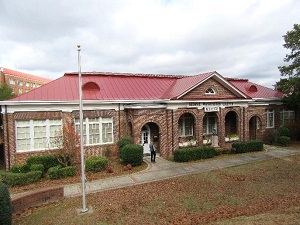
<box><xmin>77</xmin><ymin>45</ymin><xmax>88</xmax><ymax>213</ymax></box>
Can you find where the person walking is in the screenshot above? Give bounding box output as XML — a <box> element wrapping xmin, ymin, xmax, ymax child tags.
<box><xmin>149</xmin><ymin>142</ymin><xmax>156</xmax><ymax>163</ymax></box>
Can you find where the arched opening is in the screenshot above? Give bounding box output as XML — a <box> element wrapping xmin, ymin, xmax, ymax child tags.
<box><xmin>140</xmin><ymin>122</ymin><xmax>160</xmax><ymax>155</ymax></box>
<box><xmin>202</xmin><ymin>112</ymin><xmax>217</xmax><ymax>145</ymax></box>
<box><xmin>225</xmin><ymin>111</ymin><xmax>239</xmax><ymax>141</ymax></box>
<box><xmin>178</xmin><ymin>113</ymin><xmax>196</xmax><ymax>147</ymax></box>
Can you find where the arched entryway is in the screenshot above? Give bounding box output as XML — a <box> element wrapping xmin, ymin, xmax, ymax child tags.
<box><xmin>249</xmin><ymin>116</ymin><xmax>261</xmax><ymax>140</ymax></box>
<box><xmin>202</xmin><ymin>112</ymin><xmax>218</xmax><ymax>145</ymax></box>
<box><xmin>178</xmin><ymin>113</ymin><xmax>196</xmax><ymax>147</ymax></box>
<box><xmin>140</xmin><ymin>122</ymin><xmax>160</xmax><ymax>155</ymax></box>
<box><xmin>225</xmin><ymin>111</ymin><xmax>239</xmax><ymax>141</ymax></box>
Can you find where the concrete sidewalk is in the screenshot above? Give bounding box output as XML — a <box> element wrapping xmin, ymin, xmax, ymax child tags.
<box><xmin>64</xmin><ymin>147</ymin><xmax>300</xmax><ymax>198</ymax></box>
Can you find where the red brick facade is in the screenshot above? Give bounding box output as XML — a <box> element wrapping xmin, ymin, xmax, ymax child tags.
<box><xmin>0</xmin><ymin>74</ymin><xmax>287</xmax><ymax>170</ymax></box>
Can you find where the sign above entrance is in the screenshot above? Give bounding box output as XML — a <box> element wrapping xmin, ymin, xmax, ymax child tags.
<box><xmin>204</xmin><ymin>106</ymin><xmax>219</xmax><ymax>112</ymax></box>
<box><xmin>187</xmin><ymin>102</ymin><xmax>247</xmax><ymax>109</ymax></box>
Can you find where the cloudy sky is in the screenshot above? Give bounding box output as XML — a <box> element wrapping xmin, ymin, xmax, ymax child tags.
<box><xmin>0</xmin><ymin>0</ymin><xmax>299</xmax><ymax>87</ymax></box>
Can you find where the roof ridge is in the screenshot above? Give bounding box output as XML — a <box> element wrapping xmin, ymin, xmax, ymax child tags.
<box><xmin>225</xmin><ymin>77</ymin><xmax>248</xmax><ymax>81</ymax></box>
<box><xmin>65</xmin><ymin>71</ymin><xmax>186</xmax><ymax>79</ymax></box>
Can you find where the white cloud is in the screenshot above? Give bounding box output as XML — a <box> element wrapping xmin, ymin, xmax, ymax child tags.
<box><xmin>0</xmin><ymin>0</ymin><xmax>299</xmax><ymax>88</ymax></box>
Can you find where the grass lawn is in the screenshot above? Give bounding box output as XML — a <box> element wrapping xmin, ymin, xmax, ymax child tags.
<box><xmin>12</xmin><ymin>144</ymin><xmax>300</xmax><ymax>225</ymax></box>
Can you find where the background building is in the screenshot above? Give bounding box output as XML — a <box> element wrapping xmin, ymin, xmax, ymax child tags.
<box><xmin>0</xmin><ymin>67</ymin><xmax>52</xmax><ymax>168</ymax></box>
<box><xmin>0</xmin><ymin>67</ymin><xmax>52</xmax><ymax>95</ymax></box>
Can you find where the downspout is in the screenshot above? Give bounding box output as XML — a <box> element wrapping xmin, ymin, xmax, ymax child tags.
<box><xmin>243</xmin><ymin>107</ymin><xmax>246</xmax><ymax>141</ymax></box>
<box><xmin>5</xmin><ymin>105</ymin><xmax>10</xmax><ymax>170</ymax></box>
<box><xmin>171</xmin><ymin>110</ymin><xmax>174</xmax><ymax>153</ymax></box>
<box><xmin>118</xmin><ymin>103</ymin><xmax>121</xmax><ymax>140</ymax></box>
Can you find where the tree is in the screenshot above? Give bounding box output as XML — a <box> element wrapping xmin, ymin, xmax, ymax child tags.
<box><xmin>0</xmin><ymin>83</ymin><xmax>16</xmax><ymax>101</ymax></box>
<box><xmin>278</xmin><ymin>24</ymin><xmax>300</xmax><ymax>111</ymax></box>
<box><xmin>52</xmin><ymin>122</ymin><xmax>80</xmax><ymax>167</ymax></box>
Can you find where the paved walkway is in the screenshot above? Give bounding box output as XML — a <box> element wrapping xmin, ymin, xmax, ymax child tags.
<box><xmin>64</xmin><ymin>146</ymin><xmax>300</xmax><ymax>198</ymax></box>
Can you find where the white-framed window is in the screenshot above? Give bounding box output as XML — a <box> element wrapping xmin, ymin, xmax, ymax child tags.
<box><xmin>266</xmin><ymin>109</ymin><xmax>274</xmax><ymax>128</ymax></box>
<box><xmin>9</xmin><ymin>78</ymin><xmax>15</xmax><ymax>85</ymax></box>
<box><xmin>203</xmin><ymin>112</ymin><xmax>217</xmax><ymax>134</ymax></box>
<box><xmin>16</xmin><ymin>119</ymin><xmax>62</xmax><ymax>152</ymax></box>
<box><xmin>205</xmin><ymin>87</ymin><xmax>215</xmax><ymax>94</ymax></box>
<box><xmin>179</xmin><ymin>114</ymin><xmax>194</xmax><ymax>136</ymax></box>
<box><xmin>75</xmin><ymin>117</ymin><xmax>113</xmax><ymax>145</ymax></box>
<box><xmin>17</xmin><ymin>80</ymin><xmax>23</xmax><ymax>86</ymax></box>
<box><xmin>280</xmin><ymin>110</ymin><xmax>295</xmax><ymax>126</ymax></box>
<box><xmin>18</xmin><ymin>88</ymin><xmax>23</xmax><ymax>94</ymax></box>
<box><xmin>25</xmin><ymin>82</ymin><xmax>29</xmax><ymax>87</ymax></box>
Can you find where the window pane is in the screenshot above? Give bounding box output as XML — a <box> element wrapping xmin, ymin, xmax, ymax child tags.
<box><xmin>33</xmin><ymin>122</ymin><xmax>47</xmax><ymax>149</ymax></box>
<box><xmin>89</xmin><ymin>123</ymin><xmax>99</xmax><ymax>144</ymax></box>
<box><xmin>266</xmin><ymin>110</ymin><xmax>274</xmax><ymax>128</ymax></box>
<box><xmin>102</xmin><ymin>123</ymin><xmax>113</xmax><ymax>143</ymax></box>
<box><xmin>16</xmin><ymin>123</ymin><xmax>31</xmax><ymax>151</ymax></box>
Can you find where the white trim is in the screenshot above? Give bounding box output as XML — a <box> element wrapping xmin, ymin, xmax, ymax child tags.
<box><xmin>176</xmin><ymin>72</ymin><xmax>248</xmax><ymax>99</ymax></box>
<box><xmin>15</xmin><ymin>119</ymin><xmax>62</xmax><ymax>152</ymax></box>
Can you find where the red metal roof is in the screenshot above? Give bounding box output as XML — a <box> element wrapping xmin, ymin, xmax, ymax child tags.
<box><xmin>162</xmin><ymin>72</ymin><xmax>215</xmax><ymax>99</ymax></box>
<box><xmin>8</xmin><ymin>71</ymin><xmax>283</xmax><ymax>102</ymax></box>
<box><xmin>227</xmin><ymin>78</ymin><xmax>283</xmax><ymax>99</ymax></box>
<box><xmin>2</xmin><ymin>67</ymin><xmax>52</xmax><ymax>83</ymax></box>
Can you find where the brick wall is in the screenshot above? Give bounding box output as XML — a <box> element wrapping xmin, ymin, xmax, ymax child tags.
<box><xmin>3</xmin><ymin>110</ymin><xmax>121</xmax><ymax>169</ymax></box>
<box><xmin>2</xmin><ymin>103</ymin><xmax>286</xmax><ymax>168</ymax></box>
<box><xmin>11</xmin><ymin>186</ymin><xmax>64</xmax><ymax>213</ymax></box>
<box><xmin>181</xmin><ymin>78</ymin><xmax>237</xmax><ymax>100</ymax></box>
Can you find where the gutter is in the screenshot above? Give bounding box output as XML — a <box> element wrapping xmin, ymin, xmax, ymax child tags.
<box><xmin>5</xmin><ymin>105</ymin><xmax>10</xmax><ymax>170</ymax></box>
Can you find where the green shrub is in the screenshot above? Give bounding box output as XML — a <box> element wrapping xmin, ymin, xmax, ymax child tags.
<box><xmin>120</xmin><ymin>144</ymin><xmax>143</xmax><ymax>166</ymax></box>
<box><xmin>173</xmin><ymin>146</ymin><xmax>219</xmax><ymax>162</ymax></box>
<box><xmin>0</xmin><ymin>170</ymin><xmax>6</xmax><ymax>181</ymax></box>
<box><xmin>277</xmin><ymin>127</ymin><xmax>290</xmax><ymax>137</ymax></box>
<box><xmin>2</xmin><ymin>171</ymin><xmax>43</xmax><ymax>186</ymax></box>
<box><xmin>286</xmin><ymin>122</ymin><xmax>300</xmax><ymax>141</ymax></box>
<box><xmin>26</xmin><ymin>155</ymin><xmax>59</xmax><ymax>171</ymax></box>
<box><xmin>30</xmin><ymin>164</ymin><xmax>45</xmax><ymax>173</ymax></box>
<box><xmin>277</xmin><ymin>136</ymin><xmax>290</xmax><ymax>146</ymax></box>
<box><xmin>232</xmin><ymin>140</ymin><xmax>264</xmax><ymax>154</ymax></box>
<box><xmin>85</xmin><ymin>157</ymin><xmax>109</xmax><ymax>173</ymax></box>
<box><xmin>48</xmin><ymin>165</ymin><xmax>77</xmax><ymax>179</ymax></box>
<box><xmin>10</xmin><ymin>164</ymin><xmax>30</xmax><ymax>173</ymax></box>
<box><xmin>117</xmin><ymin>136</ymin><xmax>133</xmax><ymax>150</ymax></box>
<box><xmin>262</xmin><ymin>129</ymin><xmax>278</xmax><ymax>145</ymax></box>
<box><xmin>0</xmin><ymin>183</ymin><xmax>12</xmax><ymax>225</ymax></box>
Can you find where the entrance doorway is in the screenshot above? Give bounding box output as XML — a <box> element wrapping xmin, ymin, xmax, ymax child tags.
<box><xmin>140</xmin><ymin>122</ymin><xmax>160</xmax><ymax>155</ymax></box>
<box><xmin>141</xmin><ymin>124</ymin><xmax>150</xmax><ymax>154</ymax></box>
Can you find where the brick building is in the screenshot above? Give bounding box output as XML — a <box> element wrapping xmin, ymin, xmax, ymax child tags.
<box><xmin>0</xmin><ymin>71</ymin><xmax>294</xmax><ymax>170</ymax></box>
<box><xmin>0</xmin><ymin>68</ymin><xmax>52</xmax><ymax>165</ymax></box>
<box><xmin>0</xmin><ymin>67</ymin><xmax>51</xmax><ymax>95</ymax></box>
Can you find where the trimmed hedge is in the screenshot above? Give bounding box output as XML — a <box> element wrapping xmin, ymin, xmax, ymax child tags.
<box><xmin>10</xmin><ymin>164</ymin><xmax>30</xmax><ymax>173</ymax></box>
<box><xmin>30</xmin><ymin>164</ymin><xmax>45</xmax><ymax>173</ymax></box>
<box><xmin>26</xmin><ymin>155</ymin><xmax>59</xmax><ymax>171</ymax></box>
<box><xmin>120</xmin><ymin>144</ymin><xmax>143</xmax><ymax>166</ymax></box>
<box><xmin>173</xmin><ymin>146</ymin><xmax>219</xmax><ymax>162</ymax></box>
<box><xmin>85</xmin><ymin>157</ymin><xmax>109</xmax><ymax>173</ymax></box>
<box><xmin>0</xmin><ymin>183</ymin><xmax>12</xmax><ymax>225</ymax></box>
<box><xmin>277</xmin><ymin>127</ymin><xmax>290</xmax><ymax>137</ymax></box>
<box><xmin>2</xmin><ymin>171</ymin><xmax>43</xmax><ymax>186</ymax></box>
<box><xmin>48</xmin><ymin>166</ymin><xmax>77</xmax><ymax>180</ymax></box>
<box><xmin>232</xmin><ymin>140</ymin><xmax>264</xmax><ymax>153</ymax></box>
<box><xmin>117</xmin><ymin>136</ymin><xmax>133</xmax><ymax>150</ymax></box>
<box><xmin>278</xmin><ymin>136</ymin><xmax>290</xmax><ymax>146</ymax></box>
